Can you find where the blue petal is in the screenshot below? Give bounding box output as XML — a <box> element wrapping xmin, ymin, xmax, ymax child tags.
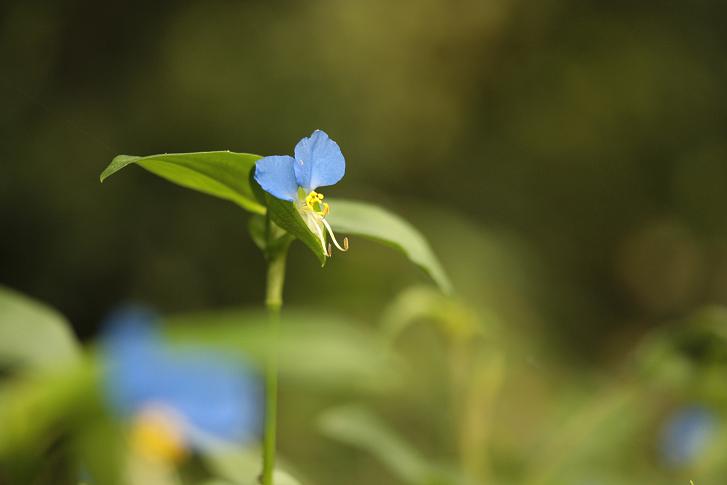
<box><xmin>254</xmin><ymin>155</ymin><xmax>298</xmax><ymax>201</ymax></box>
<box><xmin>660</xmin><ymin>405</ymin><xmax>716</xmax><ymax>467</ymax></box>
<box><xmin>101</xmin><ymin>307</ymin><xmax>262</xmax><ymax>445</ymax></box>
<box><xmin>101</xmin><ymin>305</ymin><xmax>164</xmax><ymax>417</ymax></box>
<box><xmin>293</xmin><ymin>130</ymin><xmax>345</xmax><ymax>192</ymax></box>
<box><xmin>155</xmin><ymin>352</ymin><xmax>262</xmax><ymax>444</ymax></box>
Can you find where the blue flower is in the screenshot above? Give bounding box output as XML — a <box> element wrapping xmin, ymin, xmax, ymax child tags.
<box><xmin>254</xmin><ymin>130</ymin><xmax>349</xmax><ymax>256</ymax></box>
<box><xmin>660</xmin><ymin>405</ymin><xmax>717</xmax><ymax>468</ymax></box>
<box><xmin>101</xmin><ymin>306</ymin><xmax>262</xmax><ymax>461</ymax></box>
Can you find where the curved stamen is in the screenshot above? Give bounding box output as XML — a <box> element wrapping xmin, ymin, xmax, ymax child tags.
<box><xmin>312</xmin><ymin>218</ymin><xmax>327</xmax><ymax>254</ymax></box>
<box><xmin>321</xmin><ymin>218</ymin><xmax>349</xmax><ymax>252</ymax></box>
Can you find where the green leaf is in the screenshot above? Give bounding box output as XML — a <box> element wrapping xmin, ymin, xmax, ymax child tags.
<box><xmin>319</xmin><ymin>405</ymin><xmax>467</xmax><ymax>485</ymax></box>
<box><xmin>0</xmin><ymin>365</ymin><xmax>97</xmax><ymax>463</ymax></box>
<box><xmin>318</xmin><ymin>405</ymin><xmax>434</xmax><ymax>485</ymax></box>
<box><xmin>327</xmin><ymin>199</ymin><xmax>453</xmax><ymax>293</ymax></box>
<box><xmin>100</xmin><ymin>152</ymin><xmax>265</xmax><ymax>214</ymax></box>
<box><xmin>74</xmin><ymin>415</ymin><xmax>126</xmax><ymax>485</ymax></box>
<box><xmin>165</xmin><ymin>309</ymin><xmax>399</xmax><ymax>392</ymax></box>
<box><xmin>0</xmin><ymin>286</ymin><xmax>80</xmax><ymax>372</ymax></box>
<box><xmin>265</xmin><ymin>194</ymin><xmax>326</xmax><ymax>265</ymax></box>
<box><xmin>202</xmin><ymin>444</ymin><xmax>260</xmax><ymax>485</ymax></box>
<box><xmin>249</xmin><ymin>212</ymin><xmax>294</xmax><ymax>261</ymax></box>
<box><xmin>247</xmin><ymin>214</ymin><xmax>267</xmax><ymax>252</ymax></box>
<box><xmin>379</xmin><ymin>286</ymin><xmax>487</xmax><ymax>343</ymax></box>
<box><xmin>272</xmin><ymin>470</ymin><xmax>303</xmax><ymax>485</ymax></box>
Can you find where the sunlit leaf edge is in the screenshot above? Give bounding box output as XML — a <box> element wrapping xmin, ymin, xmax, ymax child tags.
<box><xmin>100</xmin><ymin>151</ymin><xmax>265</xmax><ymax>214</ymax></box>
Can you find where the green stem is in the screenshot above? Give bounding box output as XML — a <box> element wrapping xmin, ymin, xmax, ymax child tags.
<box><xmin>262</xmin><ymin>249</ymin><xmax>286</xmax><ymax>485</ymax></box>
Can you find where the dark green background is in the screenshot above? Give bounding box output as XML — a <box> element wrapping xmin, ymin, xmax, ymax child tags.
<box><xmin>2</xmin><ymin>0</ymin><xmax>726</xmax><ymax>360</ymax></box>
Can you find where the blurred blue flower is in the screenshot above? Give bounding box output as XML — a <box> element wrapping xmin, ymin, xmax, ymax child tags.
<box><xmin>660</xmin><ymin>405</ymin><xmax>717</xmax><ymax>468</ymax></box>
<box><xmin>254</xmin><ymin>129</ymin><xmax>349</xmax><ymax>256</ymax></box>
<box><xmin>101</xmin><ymin>305</ymin><xmax>262</xmax><ymax>459</ymax></box>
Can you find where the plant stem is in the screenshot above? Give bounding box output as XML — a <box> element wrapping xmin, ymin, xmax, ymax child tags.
<box><xmin>262</xmin><ymin>249</ymin><xmax>286</xmax><ymax>485</ymax></box>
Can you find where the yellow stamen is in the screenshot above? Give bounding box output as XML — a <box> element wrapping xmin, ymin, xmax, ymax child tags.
<box><xmin>131</xmin><ymin>406</ymin><xmax>187</xmax><ymax>464</ymax></box>
<box><xmin>305</xmin><ymin>191</ymin><xmax>331</xmax><ymax>215</ymax></box>
<box><xmin>322</xmin><ymin>218</ymin><xmax>349</xmax><ymax>252</ymax></box>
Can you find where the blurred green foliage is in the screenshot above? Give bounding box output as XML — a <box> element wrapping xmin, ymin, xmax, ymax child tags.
<box><xmin>3</xmin><ymin>285</ymin><xmax>727</xmax><ymax>484</ymax></box>
<box><xmin>2</xmin><ymin>0</ymin><xmax>726</xmax><ymax>350</ymax></box>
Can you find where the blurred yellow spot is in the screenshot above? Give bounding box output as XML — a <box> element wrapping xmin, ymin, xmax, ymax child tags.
<box><xmin>131</xmin><ymin>406</ymin><xmax>187</xmax><ymax>464</ymax></box>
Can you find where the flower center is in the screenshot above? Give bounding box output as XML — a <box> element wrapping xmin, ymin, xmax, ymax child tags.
<box><xmin>305</xmin><ymin>190</ymin><xmax>329</xmax><ymax>216</ymax></box>
<box><xmin>299</xmin><ymin>190</ymin><xmax>349</xmax><ymax>256</ymax></box>
<box><xmin>131</xmin><ymin>404</ymin><xmax>187</xmax><ymax>463</ymax></box>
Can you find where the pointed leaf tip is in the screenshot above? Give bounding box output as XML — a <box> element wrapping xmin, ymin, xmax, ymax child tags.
<box><xmin>100</xmin><ymin>154</ymin><xmax>141</xmax><ymax>183</ymax></box>
<box><xmin>99</xmin><ymin>151</ymin><xmax>265</xmax><ymax>214</ymax></box>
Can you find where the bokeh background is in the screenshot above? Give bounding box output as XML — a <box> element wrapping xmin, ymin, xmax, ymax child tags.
<box><xmin>2</xmin><ymin>0</ymin><xmax>727</xmax><ymax>483</ymax></box>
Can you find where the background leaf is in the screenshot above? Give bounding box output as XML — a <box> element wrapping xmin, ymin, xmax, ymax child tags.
<box><xmin>200</xmin><ymin>444</ymin><xmax>260</xmax><ymax>485</ymax></box>
<box><xmin>272</xmin><ymin>470</ymin><xmax>303</xmax><ymax>485</ymax></box>
<box><xmin>247</xmin><ymin>214</ymin><xmax>267</xmax><ymax>252</ymax></box>
<box><xmin>203</xmin><ymin>444</ymin><xmax>304</xmax><ymax>485</ymax></box>
<box><xmin>318</xmin><ymin>405</ymin><xmax>463</xmax><ymax>485</ymax></box>
<box><xmin>100</xmin><ymin>152</ymin><xmax>265</xmax><ymax>214</ymax></box>
<box><xmin>327</xmin><ymin>199</ymin><xmax>453</xmax><ymax>293</ymax></box>
<box><xmin>0</xmin><ymin>286</ymin><xmax>80</xmax><ymax>372</ymax></box>
<box><xmin>318</xmin><ymin>405</ymin><xmax>427</xmax><ymax>484</ymax></box>
<box><xmin>379</xmin><ymin>286</ymin><xmax>486</xmax><ymax>343</ymax></box>
<box><xmin>164</xmin><ymin>309</ymin><xmax>398</xmax><ymax>392</ymax></box>
<box><xmin>0</xmin><ymin>366</ymin><xmax>98</xmax><ymax>477</ymax></box>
